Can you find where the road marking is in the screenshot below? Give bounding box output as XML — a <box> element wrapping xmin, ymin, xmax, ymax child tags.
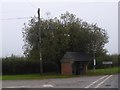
<box><xmin>85</xmin><ymin>75</ymin><xmax>108</xmax><ymax>88</ymax></box>
<box><xmin>5</xmin><ymin>86</ymin><xmax>24</xmax><ymax>88</ymax></box>
<box><xmin>43</xmin><ymin>84</ymin><xmax>54</xmax><ymax>88</ymax></box>
<box><xmin>95</xmin><ymin>75</ymin><xmax>113</xmax><ymax>88</ymax></box>
<box><xmin>4</xmin><ymin>86</ymin><xmax>16</xmax><ymax>88</ymax></box>
<box><xmin>4</xmin><ymin>86</ymin><xmax>27</xmax><ymax>88</ymax></box>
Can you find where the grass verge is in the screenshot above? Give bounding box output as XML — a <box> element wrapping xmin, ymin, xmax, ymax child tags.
<box><xmin>0</xmin><ymin>76</ymin><xmax>2</xmax><ymax>80</ymax></box>
<box><xmin>86</xmin><ymin>67</ymin><xmax>119</xmax><ymax>76</ymax></box>
<box><xmin>2</xmin><ymin>74</ymin><xmax>78</xmax><ymax>80</ymax></box>
<box><xmin>2</xmin><ymin>67</ymin><xmax>119</xmax><ymax>80</ymax></box>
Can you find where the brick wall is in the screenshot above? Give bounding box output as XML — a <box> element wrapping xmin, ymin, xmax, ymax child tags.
<box><xmin>61</xmin><ymin>62</ymin><xmax>72</xmax><ymax>75</ymax></box>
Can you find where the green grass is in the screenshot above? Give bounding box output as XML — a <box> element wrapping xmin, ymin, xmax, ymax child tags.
<box><xmin>86</xmin><ymin>67</ymin><xmax>119</xmax><ymax>76</ymax></box>
<box><xmin>2</xmin><ymin>73</ymin><xmax>78</xmax><ymax>80</ymax></box>
<box><xmin>0</xmin><ymin>75</ymin><xmax>2</xmax><ymax>80</ymax></box>
<box><xmin>2</xmin><ymin>67</ymin><xmax>119</xmax><ymax>80</ymax></box>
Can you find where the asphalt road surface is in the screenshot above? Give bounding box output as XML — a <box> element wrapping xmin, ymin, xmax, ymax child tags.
<box><xmin>2</xmin><ymin>74</ymin><xmax>118</xmax><ymax>88</ymax></box>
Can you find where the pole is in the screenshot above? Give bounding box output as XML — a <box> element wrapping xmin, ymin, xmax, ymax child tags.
<box><xmin>38</xmin><ymin>8</ymin><xmax>43</xmax><ymax>74</ymax></box>
<box><xmin>93</xmin><ymin>51</ymin><xmax>96</xmax><ymax>72</ymax></box>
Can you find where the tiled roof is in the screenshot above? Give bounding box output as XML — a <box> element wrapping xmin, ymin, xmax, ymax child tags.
<box><xmin>61</xmin><ymin>52</ymin><xmax>90</xmax><ymax>62</ymax></box>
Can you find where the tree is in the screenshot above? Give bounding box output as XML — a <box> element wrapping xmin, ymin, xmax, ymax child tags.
<box><xmin>22</xmin><ymin>12</ymin><xmax>108</xmax><ymax>66</ymax></box>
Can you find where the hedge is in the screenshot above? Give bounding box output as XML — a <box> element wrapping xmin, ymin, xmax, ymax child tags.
<box><xmin>2</xmin><ymin>58</ymin><xmax>59</xmax><ymax>75</ymax></box>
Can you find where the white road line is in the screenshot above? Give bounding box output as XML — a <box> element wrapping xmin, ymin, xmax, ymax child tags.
<box><xmin>4</xmin><ymin>86</ymin><xmax>16</xmax><ymax>88</ymax></box>
<box><xmin>4</xmin><ymin>86</ymin><xmax>28</xmax><ymax>88</ymax></box>
<box><xmin>4</xmin><ymin>86</ymin><xmax>24</xmax><ymax>88</ymax></box>
<box><xmin>43</xmin><ymin>84</ymin><xmax>54</xmax><ymax>88</ymax></box>
<box><xmin>95</xmin><ymin>75</ymin><xmax>113</xmax><ymax>88</ymax></box>
<box><xmin>85</xmin><ymin>75</ymin><xmax>108</xmax><ymax>88</ymax></box>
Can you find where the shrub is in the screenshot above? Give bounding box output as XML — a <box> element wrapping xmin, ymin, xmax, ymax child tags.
<box><xmin>2</xmin><ymin>57</ymin><xmax>59</xmax><ymax>75</ymax></box>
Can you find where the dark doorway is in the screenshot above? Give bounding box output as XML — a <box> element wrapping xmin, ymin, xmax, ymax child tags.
<box><xmin>72</xmin><ymin>61</ymin><xmax>83</xmax><ymax>75</ymax></box>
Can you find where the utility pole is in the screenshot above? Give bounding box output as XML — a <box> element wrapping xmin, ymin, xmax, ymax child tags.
<box><xmin>93</xmin><ymin>51</ymin><xmax>96</xmax><ymax>72</ymax></box>
<box><xmin>93</xmin><ymin>30</ymin><xmax>96</xmax><ymax>72</ymax></box>
<box><xmin>38</xmin><ymin>8</ymin><xmax>43</xmax><ymax>74</ymax></box>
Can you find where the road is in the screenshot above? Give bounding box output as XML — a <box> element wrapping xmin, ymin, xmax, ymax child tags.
<box><xmin>2</xmin><ymin>74</ymin><xmax>118</xmax><ymax>88</ymax></box>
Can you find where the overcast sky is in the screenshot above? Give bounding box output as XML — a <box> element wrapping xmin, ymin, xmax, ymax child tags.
<box><xmin>0</xmin><ymin>0</ymin><xmax>119</xmax><ymax>57</ymax></box>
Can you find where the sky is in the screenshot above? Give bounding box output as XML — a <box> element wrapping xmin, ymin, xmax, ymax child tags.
<box><xmin>0</xmin><ymin>0</ymin><xmax>119</xmax><ymax>57</ymax></box>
